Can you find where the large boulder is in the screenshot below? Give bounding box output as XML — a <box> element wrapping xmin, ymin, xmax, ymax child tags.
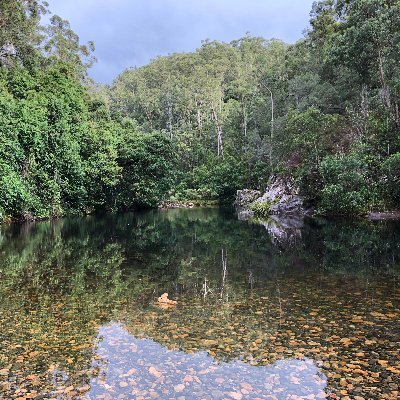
<box><xmin>236</xmin><ymin>189</ymin><xmax>262</xmax><ymax>209</ymax></box>
<box><xmin>236</xmin><ymin>177</ymin><xmax>309</xmax><ymax>218</ymax></box>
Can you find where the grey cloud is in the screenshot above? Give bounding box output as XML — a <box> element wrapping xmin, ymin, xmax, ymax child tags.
<box><xmin>46</xmin><ymin>0</ymin><xmax>315</xmax><ymax>83</ymax></box>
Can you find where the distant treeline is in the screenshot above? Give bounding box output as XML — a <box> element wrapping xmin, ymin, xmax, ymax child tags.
<box><xmin>1</xmin><ymin>0</ymin><xmax>400</xmax><ymax>221</ymax></box>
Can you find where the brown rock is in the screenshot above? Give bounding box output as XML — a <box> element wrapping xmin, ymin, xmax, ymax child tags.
<box><xmin>174</xmin><ymin>384</ymin><xmax>185</xmax><ymax>393</ymax></box>
<box><xmin>148</xmin><ymin>366</ymin><xmax>162</xmax><ymax>379</ymax></box>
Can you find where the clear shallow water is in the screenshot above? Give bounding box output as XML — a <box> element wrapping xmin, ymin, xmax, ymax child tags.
<box><xmin>88</xmin><ymin>323</ymin><xmax>326</xmax><ymax>399</ymax></box>
<box><xmin>0</xmin><ymin>209</ymin><xmax>399</xmax><ymax>399</ymax></box>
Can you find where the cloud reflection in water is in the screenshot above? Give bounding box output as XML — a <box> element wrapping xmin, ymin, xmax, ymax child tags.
<box><xmin>86</xmin><ymin>322</ymin><xmax>327</xmax><ymax>399</ymax></box>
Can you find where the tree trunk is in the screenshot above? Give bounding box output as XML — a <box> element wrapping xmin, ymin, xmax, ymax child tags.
<box><xmin>395</xmin><ymin>99</ymin><xmax>400</xmax><ymax>125</ymax></box>
<box><xmin>241</xmin><ymin>96</ymin><xmax>247</xmax><ymax>137</ymax></box>
<box><xmin>378</xmin><ymin>48</ymin><xmax>391</xmax><ymax>109</ymax></box>
<box><xmin>359</xmin><ymin>84</ymin><xmax>369</xmax><ymax>139</ymax></box>
<box><xmin>211</xmin><ymin>101</ymin><xmax>224</xmax><ymax>157</ymax></box>
<box><xmin>196</xmin><ymin>101</ymin><xmax>203</xmax><ymax>134</ymax></box>
<box><xmin>265</xmin><ymin>87</ymin><xmax>274</xmax><ymax>170</ymax></box>
<box><xmin>167</xmin><ymin>103</ymin><xmax>173</xmax><ymax>139</ymax></box>
<box><xmin>258</xmin><ymin>81</ymin><xmax>274</xmax><ymax>169</ymax></box>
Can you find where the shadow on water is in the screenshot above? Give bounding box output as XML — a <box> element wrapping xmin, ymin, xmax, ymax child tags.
<box><xmin>0</xmin><ymin>208</ymin><xmax>399</xmax><ymax>399</ymax></box>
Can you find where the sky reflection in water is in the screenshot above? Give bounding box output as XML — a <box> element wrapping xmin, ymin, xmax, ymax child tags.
<box><xmin>85</xmin><ymin>322</ymin><xmax>327</xmax><ymax>400</ymax></box>
<box><xmin>0</xmin><ymin>209</ymin><xmax>398</xmax><ymax>399</ymax></box>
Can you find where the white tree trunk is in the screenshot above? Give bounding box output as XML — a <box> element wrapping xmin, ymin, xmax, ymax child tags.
<box><xmin>211</xmin><ymin>101</ymin><xmax>224</xmax><ymax>157</ymax></box>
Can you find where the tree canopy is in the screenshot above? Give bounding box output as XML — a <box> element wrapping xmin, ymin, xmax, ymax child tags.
<box><xmin>1</xmin><ymin>0</ymin><xmax>400</xmax><ymax>220</ymax></box>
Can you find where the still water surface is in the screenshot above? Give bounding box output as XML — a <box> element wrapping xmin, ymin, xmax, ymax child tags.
<box><xmin>0</xmin><ymin>209</ymin><xmax>399</xmax><ymax>399</ymax></box>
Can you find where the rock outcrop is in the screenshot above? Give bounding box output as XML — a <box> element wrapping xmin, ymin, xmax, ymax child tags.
<box><xmin>236</xmin><ymin>178</ymin><xmax>309</xmax><ymax>247</ymax></box>
<box><xmin>236</xmin><ymin>177</ymin><xmax>309</xmax><ymax>219</ymax></box>
<box><xmin>236</xmin><ymin>189</ymin><xmax>262</xmax><ymax>209</ymax></box>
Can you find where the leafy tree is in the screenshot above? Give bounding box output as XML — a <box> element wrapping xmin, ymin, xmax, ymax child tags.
<box><xmin>117</xmin><ymin>131</ymin><xmax>176</xmax><ymax>209</ymax></box>
<box><xmin>2</xmin><ymin>0</ymin><xmax>400</xmax><ymax>220</ymax></box>
<box><xmin>0</xmin><ymin>0</ymin><xmax>48</xmax><ymax>67</ymax></box>
<box><xmin>43</xmin><ymin>15</ymin><xmax>96</xmax><ymax>78</ymax></box>
<box><xmin>319</xmin><ymin>154</ymin><xmax>377</xmax><ymax>214</ymax></box>
<box><xmin>381</xmin><ymin>153</ymin><xmax>400</xmax><ymax>205</ymax></box>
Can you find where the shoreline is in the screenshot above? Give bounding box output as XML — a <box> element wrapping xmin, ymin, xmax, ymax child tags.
<box><xmin>366</xmin><ymin>211</ymin><xmax>400</xmax><ymax>221</ymax></box>
<box><xmin>3</xmin><ymin>207</ymin><xmax>400</xmax><ymax>227</ymax></box>
<box><xmin>158</xmin><ymin>200</ymin><xmax>219</xmax><ymax>209</ymax></box>
<box><xmin>0</xmin><ymin>202</ymin><xmax>220</xmax><ymax>226</ymax></box>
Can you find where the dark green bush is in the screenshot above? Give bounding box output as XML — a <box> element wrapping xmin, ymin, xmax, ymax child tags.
<box><xmin>381</xmin><ymin>153</ymin><xmax>400</xmax><ymax>206</ymax></box>
<box><xmin>319</xmin><ymin>155</ymin><xmax>376</xmax><ymax>215</ymax></box>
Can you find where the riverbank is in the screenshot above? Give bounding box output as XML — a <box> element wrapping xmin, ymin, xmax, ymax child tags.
<box><xmin>159</xmin><ymin>200</ymin><xmax>219</xmax><ymax>209</ymax></box>
<box><xmin>236</xmin><ymin>177</ymin><xmax>400</xmax><ymax>222</ymax></box>
<box><xmin>0</xmin><ymin>201</ymin><xmax>220</xmax><ymax>225</ymax></box>
<box><xmin>367</xmin><ymin>211</ymin><xmax>400</xmax><ymax>221</ymax></box>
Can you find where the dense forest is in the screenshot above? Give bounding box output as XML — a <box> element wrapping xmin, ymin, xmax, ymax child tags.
<box><xmin>1</xmin><ymin>0</ymin><xmax>400</xmax><ymax>221</ymax></box>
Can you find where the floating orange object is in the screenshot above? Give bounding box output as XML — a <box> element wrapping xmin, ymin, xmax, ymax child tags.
<box><xmin>157</xmin><ymin>293</ymin><xmax>177</xmax><ymax>306</ymax></box>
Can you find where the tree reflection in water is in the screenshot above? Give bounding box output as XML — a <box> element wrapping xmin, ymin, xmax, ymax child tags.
<box><xmin>0</xmin><ymin>209</ymin><xmax>398</xmax><ymax>399</ymax></box>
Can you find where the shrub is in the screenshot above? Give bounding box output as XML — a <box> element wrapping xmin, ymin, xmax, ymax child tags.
<box><xmin>250</xmin><ymin>201</ymin><xmax>276</xmax><ymax>218</ymax></box>
<box><xmin>381</xmin><ymin>153</ymin><xmax>400</xmax><ymax>206</ymax></box>
<box><xmin>319</xmin><ymin>154</ymin><xmax>375</xmax><ymax>215</ymax></box>
<box><xmin>116</xmin><ymin>132</ymin><xmax>176</xmax><ymax>209</ymax></box>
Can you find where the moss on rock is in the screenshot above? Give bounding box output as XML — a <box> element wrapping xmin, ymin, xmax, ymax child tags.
<box><xmin>250</xmin><ymin>201</ymin><xmax>274</xmax><ymax>218</ymax></box>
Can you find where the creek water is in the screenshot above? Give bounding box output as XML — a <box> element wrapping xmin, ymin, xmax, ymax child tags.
<box><xmin>0</xmin><ymin>208</ymin><xmax>398</xmax><ymax>399</ymax></box>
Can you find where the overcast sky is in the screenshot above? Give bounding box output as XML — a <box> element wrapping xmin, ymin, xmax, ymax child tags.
<box><xmin>45</xmin><ymin>0</ymin><xmax>315</xmax><ymax>84</ymax></box>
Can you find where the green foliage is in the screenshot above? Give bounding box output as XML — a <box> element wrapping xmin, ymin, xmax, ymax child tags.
<box><xmin>319</xmin><ymin>155</ymin><xmax>376</xmax><ymax>215</ymax></box>
<box><xmin>0</xmin><ymin>0</ymin><xmax>47</xmax><ymax>68</ymax></box>
<box><xmin>2</xmin><ymin>0</ymin><xmax>400</xmax><ymax>219</ymax></box>
<box><xmin>0</xmin><ymin>59</ymin><xmax>177</xmax><ymax>219</ymax></box>
<box><xmin>276</xmin><ymin>108</ymin><xmax>349</xmax><ymax>202</ymax></box>
<box><xmin>0</xmin><ymin>63</ymin><xmax>83</xmax><ymax>218</ymax></box>
<box><xmin>111</xmin><ymin>37</ymin><xmax>287</xmax><ymax>200</ymax></box>
<box><xmin>381</xmin><ymin>153</ymin><xmax>400</xmax><ymax>206</ymax></box>
<box><xmin>43</xmin><ymin>15</ymin><xmax>96</xmax><ymax>78</ymax></box>
<box><xmin>0</xmin><ymin>62</ymin><xmax>177</xmax><ymax>220</ymax></box>
<box><xmin>191</xmin><ymin>156</ymin><xmax>246</xmax><ymax>200</ymax></box>
<box><xmin>0</xmin><ymin>162</ymin><xmax>31</xmax><ymax>218</ymax></box>
<box><xmin>250</xmin><ymin>201</ymin><xmax>274</xmax><ymax>218</ymax></box>
<box><xmin>0</xmin><ymin>1</ymin><xmax>181</xmax><ymax>221</ymax></box>
<box><xmin>117</xmin><ymin>132</ymin><xmax>176</xmax><ymax>209</ymax></box>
